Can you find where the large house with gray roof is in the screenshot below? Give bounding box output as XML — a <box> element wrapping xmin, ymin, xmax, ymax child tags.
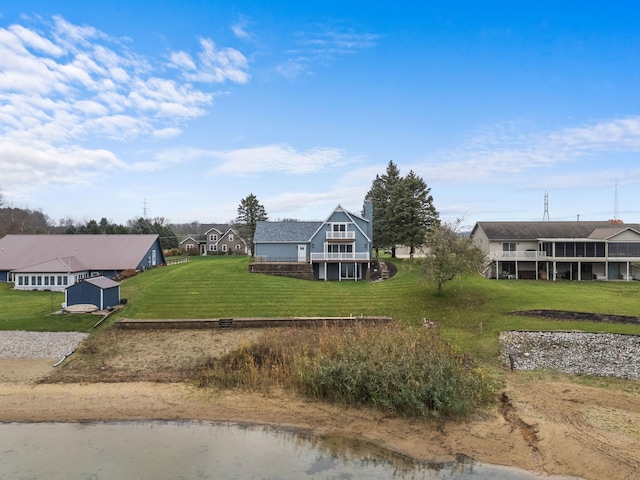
<box><xmin>179</xmin><ymin>224</ymin><xmax>248</xmax><ymax>255</ymax></box>
<box><xmin>252</xmin><ymin>204</ymin><xmax>373</xmax><ymax>281</ymax></box>
<box><xmin>471</xmin><ymin>221</ymin><xmax>640</xmax><ymax>281</ymax></box>
<box><xmin>0</xmin><ymin>234</ymin><xmax>165</xmax><ymax>291</ymax></box>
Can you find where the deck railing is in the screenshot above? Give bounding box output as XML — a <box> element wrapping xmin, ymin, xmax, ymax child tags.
<box><xmin>326</xmin><ymin>231</ymin><xmax>356</xmax><ymax>240</ymax></box>
<box><xmin>490</xmin><ymin>251</ymin><xmax>547</xmax><ymax>260</ymax></box>
<box><xmin>310</xmin><ymin>252</ymin><xmax>370</xmax><ymax>261</ymax></box>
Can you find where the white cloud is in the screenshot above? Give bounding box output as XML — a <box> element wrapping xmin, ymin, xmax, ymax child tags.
<box><xmin>0</xmin><ymin>15</ymin><xmax>245</xmax><ymax>193</ymax></box>
<box><xmin>168</xmin><ymin>38</ymin><xmax>250</xmax><ymax>84</ymax></box>
<box><xmin>206</xmin><ymin>143</ymin><xmax>347</xmax><ymax>175</ymax></box>
<box><xmin>153</xmin><ymin>127</ymin><xmax>182</xmax><ymax>139</ymax></box>
<box><xmin>0</xmin><ymin>139</ymin><xmax>123</xmax><ymax>188</ymax></box>
<box><xmin>413</xmin><ymin>116</ymin><xmax>640</xmax><ymax>186</ymax></box>
<box><xmin>276</xmin><ymin>25</ymin><xmax>379</xmax><ymax>79</ymax></box>
<box><xmin>231</xmin><ymin>17</ymin><xmax>253</xmax><ymax>41</ymax></box>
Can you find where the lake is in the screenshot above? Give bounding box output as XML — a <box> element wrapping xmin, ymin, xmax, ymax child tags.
<box><xmin>0</xmin><ymin>421</ymin><xmax>579</xmax><ymax>479</ymax></box>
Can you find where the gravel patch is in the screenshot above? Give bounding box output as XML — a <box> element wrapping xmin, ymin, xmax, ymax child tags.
<box><xmin>0</xmin><ymin>331</ymin><xmax>90</xmax><ymax>359</ymax></box>
<box><xmin>500</xmin><ymin>331</ymin><xmax>640</xmax><ymax>380</ymax></box>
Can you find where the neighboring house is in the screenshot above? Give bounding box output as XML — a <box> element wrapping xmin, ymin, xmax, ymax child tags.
<box><xmin>179</xmin><ymin>224</ymin><xmax>248</xmax><ymax>255</ymax></box>
<box><xmin>65</xmin><ymin>276</ymin><xmax>120</xmax><ymax>310</ymax></box>
<box><xmin>471</xmin><ymin>221</ymin><xmax>640</xmax><ymax>281</ymax></box>
<box><xmin>0</xmin><ymin>234</ymin><xmax>165</xmax><ymax>291</ymax></box>
<box><xmin>253</xmin><ymin>203</ymin><xmax>373</xmax><ymax>281</ymax></box>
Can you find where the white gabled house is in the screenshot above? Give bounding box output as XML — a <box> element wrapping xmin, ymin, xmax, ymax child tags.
<box><xmin>472</xmin><ymin>221</ymin><xmax>640</xmax><ymax>281</ymax></box>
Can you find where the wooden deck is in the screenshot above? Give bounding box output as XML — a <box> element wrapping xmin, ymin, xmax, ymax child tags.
<box><xmin>115</xmin><ymin>316</ymin><xmax>394</xmax><ymax>330</ymax></box>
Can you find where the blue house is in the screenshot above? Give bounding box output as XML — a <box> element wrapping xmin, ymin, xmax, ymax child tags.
<box><xmin>253</xmin><ymin>203</ymin><xmax>373</xmax><ymax>281</ymax></box>
<box><xmin>65</xmin><ymin>276</ymin><xmax>120</xmax><ymax>310</ymax></box>
<box><xmin>0</xmin><ymin>234</ymin><xmax>165</xmax><ymax>291</ymax></box>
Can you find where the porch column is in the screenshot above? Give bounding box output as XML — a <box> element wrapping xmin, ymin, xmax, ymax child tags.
<box><xmin>339</xmin><ymin>262</ymin><xmax>342</xmax><ymax>281</ymax></box>
<box><xmin>515</xmin><ymin>261</ymin><xmax>519</xmax><ymax>280</ymax></box>
<box><xmin>324</xmin><ymin>263</ymin><xmax>327</xmax><ymax>282</ymax></box>
<box><xmin>578</xmin><ymin>261</ymin><xmax>581</xmax><ymax>281</ymax></box>
<box><xmin>496</xmin><ymin>260</ymin><xmax>499</xmax><ymax>279</ymax></box>
<box><xmin>553</xmin><ymin>261</ymin><xmax>557</xmax><ymax>281</ymax></box>
<box><xmin>627</xmin><ymin>262</ymin><xmax>631</xmax><ymax>281</ymax></box>
<box><xmin>355</xmin><ymin>262</ymin><xmax>358</xmax><ymax>281</ymax></box>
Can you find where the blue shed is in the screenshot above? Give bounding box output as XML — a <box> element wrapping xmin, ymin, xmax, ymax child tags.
<box><xmin>65</xmin><ymin>276</ymin><xmax>121</xmax><ymax>310</ymax></box>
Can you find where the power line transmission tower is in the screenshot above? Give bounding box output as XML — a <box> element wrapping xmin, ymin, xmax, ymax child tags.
<box><xmin>542</xmin><ymin>191</ymin><xmax>550</xmax><ymax>221</ymax></box>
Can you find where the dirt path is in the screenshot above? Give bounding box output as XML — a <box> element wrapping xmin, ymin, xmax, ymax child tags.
<box><xmin>1</xmin><ymin>329</ymin><xmax>640</xmax><ymax>479</ymax></box>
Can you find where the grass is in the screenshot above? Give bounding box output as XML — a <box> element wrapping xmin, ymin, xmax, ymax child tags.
<box><xmin>3</xmin><ymin>255</ymin><xmax>639</xmax><ymax>417</ymax></box>
<box><xmin>4</xmin><ymin>255</ymin><xmax>640</xmax><ymax>350</ymax></box>
<box><xmin>0</xmin><ymin>282</ymin><xmax>98</xmax><ymax>331</ymax></box>
<box><xmin>193</xmin><ymin>323</ymin><xmax>495</xmax><ymax>419</ymax></box>
<box><xmin>116</xmin><ymin>256</ymin><xmax>640</xmax><ymax>364</ymax></box>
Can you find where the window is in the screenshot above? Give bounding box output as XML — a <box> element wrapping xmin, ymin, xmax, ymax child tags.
<box><xmin>236</xmin><ymin>244</ymin><xmax>242</xmax><ymax>250</ymax></box>
<box><xmin>333</xmin><ymin>224</ymin><xmax>347</xmax><ymax>232</ymax></box>
<box><xmin>57</xmin><ymin>276</ymin><xmax>63</xmax><ymax>285</ymax></box>
<box><xmin>327</xmin><ymin>244</ymin><xmax>353</xmax><ymax>253</ymax></box>
<box><xmin>185</xmin><ymin>244</ymin><xmax>193</xmax><ymax>251</ymax></box>
<box><xmin>210</xmin><ymin>234</ymin><xmax>218</xmax><ymax>242</ymax></box>
<box><xmin>44</xmin><ymin>276</ymin><xmax>49</xmax><ymax>286</ymax></box>
<box><xmin>209</xmin><ymin>244</ymin><xmax>215</xmax><ymax>251</ymax></box>
<box><xmin>18</xmin><ymin>276</ymin><xmax>24</xmax><ymax>286</ymax></box>
<box><xmin>229</xmin><ymin>233</ymin><xmax>234</xmax><ymax>241</ymax></box>
<box><xmin>222</xmin><ymin>245</ymin><xmax>228</xmax><ymax>252</ymax></box>
<box><xmin>502</xmin><ymin>243</ymin><xmax>516</xmax><ymax>252</ymax></box>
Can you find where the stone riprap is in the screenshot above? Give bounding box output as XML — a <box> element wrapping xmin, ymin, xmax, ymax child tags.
<box><xmin>0</xmin><ymin>331</ymin><xmax>89</xmax><ymax>359</ymax></box>
<box><xmin>500</xmin><ymin>331</ymin><xmax>640</xmax><ymax>380</ymax></box>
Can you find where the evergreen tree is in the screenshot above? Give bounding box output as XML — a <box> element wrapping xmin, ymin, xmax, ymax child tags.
<box><xmin>235</xmin><ymin>193</ymin><xmax>268</xmax><ymax>254</ymax></box>
<box><xmin>365</xmin><ymin>161</ymin><xmax>438</xmax><ymax>257</ymax></box>
<box><xmin>394</xmin><ymin>170</ymin><xmax>439</xmax><ymax>258</ymax></box>
<box><xmin>365</xmin><ymin>160</ymin><xmax>401</xmax><ymax>256</ymax></box>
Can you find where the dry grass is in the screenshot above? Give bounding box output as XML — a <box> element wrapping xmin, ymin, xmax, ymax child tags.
<box><xmin>193</xmin><ymin>322</ymin><xmax>496</xmax><ymax>419</ymax></box>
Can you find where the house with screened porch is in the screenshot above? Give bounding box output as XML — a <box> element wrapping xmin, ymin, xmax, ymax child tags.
<box><xmin>471</xmin><ymin>221</ymin><xmax>640</xmax><ymax>281</ymax></box>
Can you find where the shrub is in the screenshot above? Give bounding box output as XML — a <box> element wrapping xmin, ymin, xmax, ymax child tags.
<box><xmin>192</xmin><ymin>323</ymin><xmax>495</xmax><ymax>419</ymax></box>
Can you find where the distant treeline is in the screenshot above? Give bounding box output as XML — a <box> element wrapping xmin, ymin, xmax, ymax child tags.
<box><xmin>0</xmin><ymin>207</ymin><xmax>179</xmax><ymax>250</ymax></box>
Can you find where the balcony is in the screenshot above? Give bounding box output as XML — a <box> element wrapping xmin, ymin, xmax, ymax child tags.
<box><xmin>490</xmin><ymin>251</ymin><xmax>547</xmax><ymax>260</ymax></box>
<box><xmin>310</xmin><ymin>252</ymin><xmax>370</xmax><ymax>262</ymax></box>
<box><xmin>326</xmin><ymin>231</ymin><xmax>355</xmax><ymax>240</ymax></box>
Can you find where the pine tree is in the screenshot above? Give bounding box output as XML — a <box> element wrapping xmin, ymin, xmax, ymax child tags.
<box><xmin>235</xmin><ymin>193</ymin><xmax>268</xmax><ymax>254</ymax></box>
<box><xmin>365</xmin><ymin>161</ymin><xmax>438</xmax><ymax>258</ymax></box>
<box><xmin>365</xmin><ymin>160</ymin><xmax>402</xmax><ymax>255</ymax></box>
<box><xmin>395</xmin><ymin>170</ymin><xmax>439</xmax><ymax>258</ymax></box>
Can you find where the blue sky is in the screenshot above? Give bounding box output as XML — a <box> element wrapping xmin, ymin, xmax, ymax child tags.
<box><xmin>1</xmin><ymin>2</ymin><xmax>640</xmax><ymax>227</ymax></box>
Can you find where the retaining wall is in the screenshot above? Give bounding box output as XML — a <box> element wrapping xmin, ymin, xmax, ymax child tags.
<box><xmin>115</xmin><ymin>316</ymin><xmax>394</xmax><ymax>330</ymax></box>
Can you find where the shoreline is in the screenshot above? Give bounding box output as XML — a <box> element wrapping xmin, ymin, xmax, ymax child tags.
<box><xmin>2</xmin><ymin>367</ymin><xmax>640</xmax><ymax>480</ymax></box>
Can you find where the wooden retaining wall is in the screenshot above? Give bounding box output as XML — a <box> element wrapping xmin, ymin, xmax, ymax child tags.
<box><xmin>115</xmin><ymin>316</ymin><xmax>394</xmax><ymax>330</ymax></box>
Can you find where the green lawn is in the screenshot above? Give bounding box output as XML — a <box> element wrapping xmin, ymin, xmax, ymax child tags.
<box><xmin>0</xmin><ymin>283</ymin><xmax>98</xmax><ymax>331</ymax></box>
<box><xmin>2</xmin><ymin>256</ymin><xmax>640</xmax><ymax>365</ymax></box>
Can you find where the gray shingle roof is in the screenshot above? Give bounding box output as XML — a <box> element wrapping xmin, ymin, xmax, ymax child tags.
<box><xmin>474</xmin><ymin>221</ymin><xmax>640</xmax><ymax>241</ymax></box>
<box><xmin>84</xmin><ymin>276</ymin><xmax>120</xmax><ymax>289</ymax></box>
<box><xmin>254</xmin><ymin>221</ymin><xmax>322</xmax><ymax>243</ymax></box>
<box><xmin>0</xmin><ymin>234</ymin><xmax>160</xmax><ymax>271</ymax></box>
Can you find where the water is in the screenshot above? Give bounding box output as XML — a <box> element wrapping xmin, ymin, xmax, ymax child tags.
<box><xmin>0</xmin><ymin>421</ymin><xmax>577</xmax><ymax>479</ymax></box>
